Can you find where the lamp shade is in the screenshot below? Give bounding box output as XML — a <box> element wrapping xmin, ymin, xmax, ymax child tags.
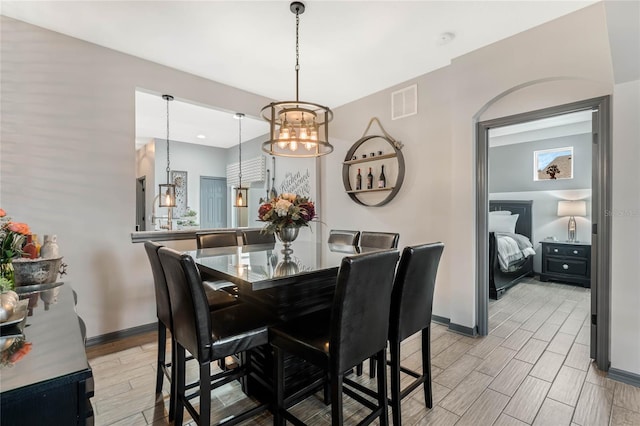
<box><xmin>557</xmin><ymin>200</ymin><xmax>586</xmax><ymax>217</ymax></box>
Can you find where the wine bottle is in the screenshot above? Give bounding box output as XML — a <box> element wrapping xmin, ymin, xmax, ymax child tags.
<box><xmin>23</xmin><ymin>234</ymin><xmax>37</xmax><ymax>259</ymax></box>
<box><xmin>378</xmin><ymin>165</ymin><xmax>386</xmax><ymax>188</ymax></box>
<box><xmin>367</xmin><ymin>167</ymin><xmax>373</xmax><ymax>189</ymax></box>
<box><xmin>356</xmin><ymin>168</ymin><xmax>362</xmax><ymax>190</ymax></box>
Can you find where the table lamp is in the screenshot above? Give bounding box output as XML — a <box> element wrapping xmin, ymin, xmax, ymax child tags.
<box><xmin>557</xmin><ymin>200</ymin><xmax>587</xmax><ymax>242</ymax></box>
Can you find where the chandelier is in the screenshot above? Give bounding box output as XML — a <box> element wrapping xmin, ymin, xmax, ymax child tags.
<box><xmin>158</xmin><ymin>94</ymin><xmax>176</xmax><ymax>208</ymax></box>
<box><xmin>261</xmin><ymin>1</ymin><xmax>333</xmax><ymax>158</ymax></box>
<box><xmin>233</xmin><ymin>113</ymin><xmax>248</xmax><ymax>207</ymax></box>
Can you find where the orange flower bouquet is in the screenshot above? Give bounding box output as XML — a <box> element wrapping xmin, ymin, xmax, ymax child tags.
<box><xmin>0</xmin><ymin>208</ymin><xmax>31</xmax><ymax>290</ymax></box>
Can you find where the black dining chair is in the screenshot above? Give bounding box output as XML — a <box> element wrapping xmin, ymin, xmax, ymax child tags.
<box><xmin>270</xmin><ymin>249</ymin><xmax>399</xmax><ymax>426</ymax></box>
<box><xmin>144</xmin><ymin>241</ymin><xmax>238</xmax><ymax>421</ymax></box>
<box><xmin>196</xmin><ymin>230</ymin><xmax>240</xmax><ymax>249</ymax></box>
<box><xmin>359</xmin><ymin>231</ymin><xmax>399</xmax><ymax>249</ymax></box>
<box><xmin>355</xmin><ymin>231</ymin><xmax>400</xmax><ymax>376</ymax></box>
<box><xmin>364</xmin><ymin>243</ymin><xmax>444</xmax><ymax>426</ymax></box>
<box><xmin>327</xmin><ymin>229</ymin><xmax>360</xmax><ymax>246</ymax></box>
<box><xmin>158</xmin><ymin>247</ymin><xmax>273</xmax><ymax>426</ymax></box>
<box><xmin>242</xmin><ymin>229</ymin><xmax>276</xmax><ymax>245</ymax></box>
<box><xmin>195</xmin><ymin>231</ymin><xmax>242</xmax><ymax>294</ymax></box>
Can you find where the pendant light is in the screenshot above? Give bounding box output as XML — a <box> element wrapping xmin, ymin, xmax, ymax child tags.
<box><xmin>158</xmin><ymin>94</ymin><xmax>176</xmax><ymax>208</ymax></box>
<box><xmin>261</xmin><ymin>1</ymin><xmax>333</xmax><ymax>158</ymax></box>
<box><xmin>234</xmin><ymin>113</ymin><xmax>248</xmax><ymax>207</ymax></box>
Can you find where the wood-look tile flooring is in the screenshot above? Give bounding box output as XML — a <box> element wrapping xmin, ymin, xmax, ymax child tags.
<box><xmin>87</xmin><ymin>278</ymin><xmax>640</xmax><ymax>425</ymax></box>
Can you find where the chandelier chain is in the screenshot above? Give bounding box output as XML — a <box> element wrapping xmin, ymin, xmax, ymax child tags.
<box><xmin>295</xmin><ymin>9</ymin><xmax>300</xmax><ymax>101</ymax></box>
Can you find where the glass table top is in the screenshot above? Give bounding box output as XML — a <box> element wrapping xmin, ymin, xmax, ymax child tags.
<box><xmin>188</xmin><ymin>242</ymin><xmax>381</xmax><ymax>291</ymax></box>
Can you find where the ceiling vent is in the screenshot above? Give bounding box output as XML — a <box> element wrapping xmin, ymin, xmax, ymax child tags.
<box><xmin>391</xmin><ymin>84</ymin><xmax>417</xmax><ymax>120</ymax></box>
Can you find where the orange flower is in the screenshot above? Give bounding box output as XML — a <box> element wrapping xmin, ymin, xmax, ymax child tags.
<box><xmin>0</xmin><ymin>209</ymin><xmax>5</xmax><ymax>217</ymax></box>
<box><xmin>7</xmin><ymin>222</ymin><xmax>30</xmax><ymax>235</ymax></box>
<box><xmin>9</xmin><ymin>341</ymin><xmax>33</xmax><ymax>363</ymax></box>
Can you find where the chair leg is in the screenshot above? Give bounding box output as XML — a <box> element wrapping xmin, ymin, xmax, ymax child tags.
<box><xmin>330</xmin><ymin>371</ymin><xmax>344</xmax><ymax>425</ymax></box>
<box><xmin>169</xmin><ymin>337</ymin><xmax>176</xmax><ymax>421</ymax></box>
<box><xmin>389</xmin><ymin>340</ymin><xmax>401</xmax><ymax>426</ymax></box>
<box><xmin>323</xmin><ymin>374</ymin><xmax>331</xmax><ymax>406</ymax></box>
<box><xmin>369</xmin><ymin>356</ymin><xmax>377</xmax><ymax>378</ymax></box>
<box><xmin>377</xmin><ymin>349</ymin><xmax>389</xmax><ymax>426</ymax></box>
<box><xmin>199</xmin><ymin>361</ymin><xmax>212</xmax><ymax>426</ymax></box>
<box><xmin>356</xmin><ymin>362</ymin><xmax>363</xmax><ymax>376</ymax></box>
<box><xmin>422</xmin><ymin>327</ymin><xmax>433</xmax><ymax>408</ymax></box>
<box><xmin>156</xmin><ymin>322</ymin><xmax>166</xmax><ymax>394</ymax></box>
<box><xmin>174</xmin><ymin>344</ymin><xmax>186</xmax><ymax>426</ymax></box>
<box><xmin>273</xmin><ymin>346</ymin><xmax>285</xmax><ymax>426</ymax></box>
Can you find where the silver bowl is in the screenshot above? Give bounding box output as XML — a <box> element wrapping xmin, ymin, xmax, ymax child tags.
<box><xmin>12</xmin><ymin>257</ymin><xmax>66</xmax><ymax>286</ymax></box>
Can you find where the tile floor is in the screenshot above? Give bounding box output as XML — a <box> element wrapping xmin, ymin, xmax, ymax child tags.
<box><xmin>86</xmin><ymin>278</ymin><xmax>640</xmax><ymax>425</ymax></box>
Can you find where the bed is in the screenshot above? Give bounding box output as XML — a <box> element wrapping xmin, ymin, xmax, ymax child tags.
<box><xmin>489</xmin><ymin>200</ymin><xmax>535</xmax><ymax>299</ymax></box>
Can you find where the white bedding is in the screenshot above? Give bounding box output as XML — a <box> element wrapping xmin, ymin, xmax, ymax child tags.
<box><xmin>495</xmin><ymin>232</ymin><xmax>536</xmax><ymax>272</ymax></box>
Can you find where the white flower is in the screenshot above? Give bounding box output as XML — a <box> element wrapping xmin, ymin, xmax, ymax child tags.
<box><xmin>281</xmin><ymin>193</ymin><xmax>296</xmax><ymax>202</ymax></box>
<box><xmin>275</xmin><ymin>199</ymin><xmax>292</xmax><ymax>216</ymax></box>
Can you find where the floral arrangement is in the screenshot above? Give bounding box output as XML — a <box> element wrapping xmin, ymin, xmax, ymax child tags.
<box><xmin>257</xmin><ymin>193</ymin><xmax>316</xmax><ymax>234</ymax></box>
<box><xmin>0</xmin><ymin>209</ymin><xmax>31</xmax><ymax>291</ymax></box>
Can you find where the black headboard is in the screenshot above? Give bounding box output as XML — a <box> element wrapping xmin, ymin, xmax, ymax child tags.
<box><xmin>489</xmin><ymin>200</ymin><xmax>533</xmax><ymax>240</ymax></box>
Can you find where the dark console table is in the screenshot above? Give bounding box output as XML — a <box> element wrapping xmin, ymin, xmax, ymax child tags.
<box><xmin>540</xmin><ymin>241</ymin><xmax>591</xmax><ymax>287</ymax></box>
<box><xmin>0</xmin><ymin>284</ymin><xmax>94</xmax><ymax>425</ymax></box>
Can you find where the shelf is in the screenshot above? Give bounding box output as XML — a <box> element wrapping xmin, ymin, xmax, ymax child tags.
<box><xmin>343</xmin><ymin>153</ymin><xmax>397</xmax><ymax>165</ymax></box>
<box><xmin>342</xmin><ymin>133</ymin><xmax>405</xmax><ymax>207</ymax></box>
<box><xmin>346</xmin><ymin>187</ymin><xmax>395</xmax><ymax>194</ymax></box>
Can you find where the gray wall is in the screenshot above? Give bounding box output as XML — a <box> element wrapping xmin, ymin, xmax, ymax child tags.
<box><xmin>144</xmin><ymin>138</ymin><xmax>229</xmax><ymax>228</ymax></box>
<box><xmin>489</xmin><ymin>134</ymin><xmax>593</xmax><ymax>272</ymax></box>
<box><xmin>489</xmin><ymin>133</ymin><xmax>592</xmax><ymax>192</ymax></box>
<box><xmin>1</xmin><ymin>15</ymin><xmax>274</xmax><ymax>339</ymax></box>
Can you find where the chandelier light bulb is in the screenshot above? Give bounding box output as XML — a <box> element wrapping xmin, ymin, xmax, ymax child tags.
<box><xmin>289</xmin><ymin>140</ymin><xmax>298</xmax><ymax>151</ymax></box>
<box><xmin>279</xmin><ymin>127</ymin><xmax>290</xmax><ymax>140</ymax></box>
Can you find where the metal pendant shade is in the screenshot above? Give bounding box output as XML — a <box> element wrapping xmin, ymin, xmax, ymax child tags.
<box><xmin>234</xmin><ymin>112</ymin><xmax>249</xmax><ymax>207</ymax></box>
<box><xmin>159</xmin><ymin>94</ymin><xmax>176</xmax><ymax>208</ymax></box>
<box><xmin>261</xmin><ymin>1</ymin><xmax>333</xmax><ymax>158</ymax></box>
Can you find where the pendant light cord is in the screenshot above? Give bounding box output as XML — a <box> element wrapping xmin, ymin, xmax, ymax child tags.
<box><xmin>238</xmin><ymin>116</ymin><xmax>242</xmax><ymax>187</ymax></box>
<box><xmin>165</xmin><ymin>96</ymin><xmax>171</xmax><ymax>183</ymax></box>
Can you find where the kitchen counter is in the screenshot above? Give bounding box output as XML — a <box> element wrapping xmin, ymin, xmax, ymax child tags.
<box><xmin>130</xmin><ymin>227</ymin><xmax>264</xmax><ymax>243</ymax></box>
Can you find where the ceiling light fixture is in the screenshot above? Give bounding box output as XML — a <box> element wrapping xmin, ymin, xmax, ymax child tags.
<box><xmin>261</xmin><ymin>1</ymin><xmax>333</xmax><ymax>158</ymax></box>
<box><xmin>158</xmin><ymin>94</ymin><xmax>176</xmax><ymax>208</ymax></box>
<box><xmin>234</xmin><ymin>113</ymin><xmax>248</xmax><ymax>208</ymax></box>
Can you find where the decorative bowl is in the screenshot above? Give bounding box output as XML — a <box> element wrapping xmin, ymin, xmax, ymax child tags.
<box><xmin>12</xmin><ymin>257</ymin><xmax>66</xmax><ymax>286</ymax></box>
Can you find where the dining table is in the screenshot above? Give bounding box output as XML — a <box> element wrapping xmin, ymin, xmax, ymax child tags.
<box><xmin>189</xmin><ymin>241</ymin><xmax>371</xmax><ymax>320</ymax></box>
<box><xmin>188</xmin><ymin>240</ymin><xmax>386</xmax><ymax>403</ymax></box>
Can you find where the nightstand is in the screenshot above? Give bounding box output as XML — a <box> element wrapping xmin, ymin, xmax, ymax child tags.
<box><xmin>540</xmin><ymin>241</ymin><xmax>591</xmax><ymax>287</ymax></box>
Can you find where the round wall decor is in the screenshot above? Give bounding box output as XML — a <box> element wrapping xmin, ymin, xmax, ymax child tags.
<box><xmin>342</xmin><ymin>134</ymin><xmax>405</xmax><ymax>207</ymax></box>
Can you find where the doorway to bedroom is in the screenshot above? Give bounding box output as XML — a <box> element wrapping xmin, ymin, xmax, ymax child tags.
<box><xmin>476</xmin><ymin>97</ymin><xmax>611</xmax><ymax>372</ymax></box>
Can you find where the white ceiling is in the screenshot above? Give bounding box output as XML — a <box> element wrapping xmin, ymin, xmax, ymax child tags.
<box><xmin>135</xmin><ymin>91</ymin><xmax>269</xmax><ymax>148</ymax></box>
<box><xmin>2</xmin><ymin>0</ymin><xmax>598</xmax><ymax>148</ymax></box>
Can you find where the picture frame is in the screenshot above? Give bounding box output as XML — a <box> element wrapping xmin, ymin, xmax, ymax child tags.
<box><xmin>170</xmin><ymin>170</ymin><xmax>188</xmax><ymax>217</ymax></box>
<box><xmin>533</xmin><ymin>147</ymin><xmax>573</xmax><ymax>181</ymax></box>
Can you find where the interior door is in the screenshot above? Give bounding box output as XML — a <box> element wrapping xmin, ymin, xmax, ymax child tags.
<box><xmin>200</xmin><ymin>176</ymin><xmax>227</xmax><ymax>229</ymax></box>
<box><xmin>590</xmin><ymin>108</ymin><xmax>599</xmax><ymax>360</ymax></box>
<box><xmin>136</xmin><ymin>176</ymin><xmax>146</xmax><ymax>231</ymax></box>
